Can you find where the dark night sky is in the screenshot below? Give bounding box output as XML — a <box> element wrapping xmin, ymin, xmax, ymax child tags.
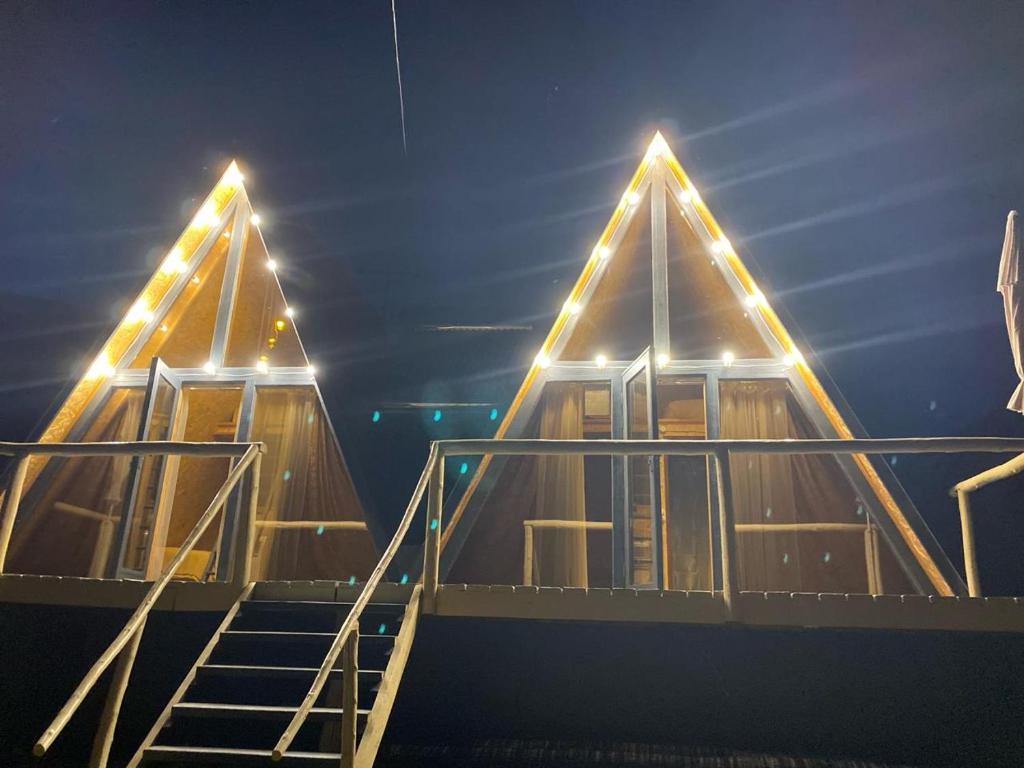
<box><xmin>2</xmin><ymin>1</ymin><xmax>1024</xmax><ymax>591</ymax></box>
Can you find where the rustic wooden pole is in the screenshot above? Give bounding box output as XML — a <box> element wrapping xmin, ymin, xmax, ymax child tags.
<box><xmin>714</xmin><ymin>449</ymin><xmax>739</xmax><ymax>617</ymax></box>
<box><xmin>340</xmin><ymin>628</ymin><xmax>359</xmax><ymax>767</ymax></box>
<box><xmin>89</xmin><ymin>618</ymin><xmax>147</xmax><ymax>768</ymax></box>
<box><xmin>957</xmin><ymin>488</ymin><xmax>982</xmax><ymax>597</ymax></box>
<box><xmin>523</xmin><ymin>524</ymin><xmax>534</xmax><ymax>587</ymax></box>
<box><xmin>0</xmin><ymin>454</ymin><xmax>30</xmax><ymax>573</ymax></box>
<box><xmin>422</xmin><ymin>454</ymin><xmax>444</xmax><ymax>614</ymax></box>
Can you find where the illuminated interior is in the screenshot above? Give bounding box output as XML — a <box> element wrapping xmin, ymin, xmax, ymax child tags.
<box><xmin>443</xmin><ymin>134</ymin><xmax>958</xmax><ymax>596</ymax></box>
<box><xmin>5</xmin><ymin>163</ymin><xmax>377</xmax><ymax>582</ymax></box>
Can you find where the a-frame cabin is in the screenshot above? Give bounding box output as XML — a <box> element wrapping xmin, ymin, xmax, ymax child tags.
<box><xmin>3</xmin><ymin>163</ymin><xmax>379</xmax><ymax>583</ymax></box>
<box><xmin>440</xmin><ymin>133</ymin><xmax>964</xmax><ymax>598</ymax></box>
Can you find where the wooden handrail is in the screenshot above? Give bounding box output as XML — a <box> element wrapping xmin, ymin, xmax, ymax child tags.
<box><xmin>0</xmin><ymin>440</ymin><xmax>255</xmax><ymax>458</ymax></box>
<box><xmin>33</xmin><ymin>442</ymin><xmax>264</xmax><ymax>757</ymax></box>
<box><xmin>271</xmin><ymin>442</ymin><xmax>439</xmax><ymax>761</ymax></box>
<box><xmin>951</xmin><ymin>451</ymin><xmax>1024</xmax><ymax>494</ymax></box>
<box><xmin>437</xmin><ymin>436</ymin><xmax>1024</xmax><ymax>458</ymax></box>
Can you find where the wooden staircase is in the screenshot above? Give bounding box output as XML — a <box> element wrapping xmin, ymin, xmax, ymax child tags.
<box><xmin>128</xmin><ymin>584</ymin><xmax>421</xmax><ymax>766</ymax></box>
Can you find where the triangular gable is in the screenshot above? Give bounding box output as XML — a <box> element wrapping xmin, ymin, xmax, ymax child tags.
<box><xmin>8</xmin><ymin>163</ymin><xmax>379</xmax><ymax>581</ymax></box>
<box><xmin>442</xmin><ymin>133</ymin><xmax>962</xmax><ymax>596</ymax></box>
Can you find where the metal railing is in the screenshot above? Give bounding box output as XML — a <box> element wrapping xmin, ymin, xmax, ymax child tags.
<box><xmin>951</xmin><ymin>451</ymin><xmax>1024</xmax><ymax>597</ymax></box>
<box><xmin>0</xmin><ymin>440</ymin><xmax>265</xmax><ymax>766</ymax></box>
<box><xmin>421</xmin><ymin>437</ymin><xmax>1024</xmax><ymax>615</ymax></box>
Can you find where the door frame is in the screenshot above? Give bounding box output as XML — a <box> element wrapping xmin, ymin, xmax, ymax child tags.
<box><xmin>109</xmin><ymin>357</ymin><xmax>182</xmax><ymax>578</ymax></box>
<box><xmin>617</xmin><ymin>347</ymin><xmax>664</xmax><ymax>589</ymax></box>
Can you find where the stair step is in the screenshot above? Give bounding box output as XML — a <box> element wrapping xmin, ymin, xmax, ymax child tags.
<box><xmin>197</xmin><ymin>663</ymin><xmax>385</xmax><ymax>678</ymax></box>
<box><xmin>221</xmin><ymin>630</ymin><xmax>398</xmax><ymax>641</ymax></box>
<box><xmin>171</xmin><ymin>701</ymin><xmax>371</xmax><ymax>722</ymax></box>
<box><xmin>143</xmin><ymin>745</ymin><xmax>339</xmax><ymax>765</ymax></box>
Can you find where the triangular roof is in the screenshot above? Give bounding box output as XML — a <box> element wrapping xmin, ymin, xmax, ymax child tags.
<box><xmin>441</xmin><ymin>133</ymin><xmax>963</xmax><ymax>597</ymax></box>
<box><xmin>9</xmin><ymin>163</ymin><xmax>381</xmax><ymax>579</ymax></box>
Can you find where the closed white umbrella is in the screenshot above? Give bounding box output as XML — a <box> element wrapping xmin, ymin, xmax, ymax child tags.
<box><xmin>997</xmin><ymin>210</ymin><xmax>1024</xmax><ymax>413</ymax></box>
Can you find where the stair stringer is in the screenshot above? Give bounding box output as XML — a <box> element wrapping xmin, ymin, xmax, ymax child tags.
<box><xmin>125</xmin><ymin>583</ymin><xmax>256</xmax><ymax>768</ymax></box>
<box><xmin>354</xmin><ymin>584</ymin><xmax>422</xmax><ymax>768</ymax></box>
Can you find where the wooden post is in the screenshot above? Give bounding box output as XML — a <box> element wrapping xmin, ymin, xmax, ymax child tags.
<box><xmin>863</xmin><ymin>523</ymin><xmax>879</xmax><ymax>595</ymax></box>
<box><xmin>957</xmin><ymin>488</ymin><xmax>982</xmax><ymax>597</ymax></box>
<box><xmin>714</xmin><ymin>449</ymin><xmax>739</xmax><ymax>617</ymax></box>
<box><xmin>232</xmin><ymin>452</ymin><xmax>261</xmax><ymax>587</ymax></box>
<box><xmin>0</xmin><ymin>454</ymin><xmax>29</xmax><ymax>573</ymax></box>
<box><xmin>422</xmin><ymin>454</ymin><xmax>444</xmax><ymax>614</ymax></box>
<box><xmin>89</xmin><ymin>618</ymin><xmax>147</xmax><ymax>768</ymax></box>
<box><xmin>523</xmin><ymin>524</ymin><xmax>534</xmax><ymax>587</ymax></box>
<box><xmin>340</xmin><ymin>628</ymin><xmax>359</xmax><ymax>768</ymax></box>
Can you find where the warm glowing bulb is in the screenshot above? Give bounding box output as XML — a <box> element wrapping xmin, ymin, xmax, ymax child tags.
<box><xmin>284</xmin><ymin>306</ymin><xmax>295</xmax><ymax>319</ymax></box>
<box><xmin>564</xmin><ymin>300</ymin><xmax>581</xmax><ymax>316</ymax></box>
<box><xmin>161</xmin><ymin>247</ymin><xmax>188</xmax><ymax>275</ymax></box>
<box><xmin>86</xmin><ymin>352</ymin><xmax>115</xmax><ymax>380</ymax></box>
<box><xmin>306</xmin><ymin>364</ymin><xmax>317</xmax><ymax>376</ymax></box>
<box><xmin>191</xmin><ymin>275</ymin><xmax>201</xmax><ymax>285</ymax></box>
<box><xmin>595</xmin><ymin>354</ymin><xmax>608</xmax><ymax>368</ymax></box>
<box><xmin>159</xmin><ymin>323</ymin><xmax>169</xmax><ymax>333</ymax></box>
<box><xmin>784</xmin><ymin>349</ymin><xmax>805</xmax><ymax>367</ymax></box>
<box><xmin>656</xmin><ymin>353</ymin><xmax>669</xmax><ymax>368</ymax></box>
<box><xmin>255</xmin><ymin>359</ymin><xmax>269</xmax><ymax>374</ymax></box>
<box><xmin>535</xmin><ymin>352</ymin><xmax>551</xmax><ymax>369</ymax></box>
<box><xmin>744</xmin><ymin>289</ymin><xmax>766</xmax><ymax>308</ymax></box>
<box><xmin>689</xmin><ymin>187</ymin><xmax>703</xmax><ymax>206</ymax></box>
<box><xmin>202</xmin><ymin>361</ymin><xmax>216</xmax><ymax>375</ymax></box>
<box><xmin>711</xmin><ymin>237</ymin><xmax>732</xmax><ymax>255</ymax></box>
<box><xmin>266</xmin><ymin>259</ymin><xmax>278</xmax><ymax>272</ymax></box>
<box><xmin>678</xmin><ymin>190</ymin><xmax>692</xmax><ymax>205</ymax></box>
<box><xmin>223</xmin><ymin>163</ymin><xmax>244</xmax><ymax>186</ymax></box>
<box><xmin>722</xmin><ymin>351</ymin><xmax>735</xmax><ymax>366</ymax></box>
<box><xmin>195</xmin><ymin>202</ymin><xmax>220</xmax><ymax>228</ymax></box>
<box><xmin>624</xmin><ymin>190</ymin><xmax>641</xmax><ymax>206</ymax></box>
<box><xmin>596</xmin><ymin>245</ymin><xmax>611</xmax><ymax>260</ymax></box>
<box><xmin>250</xmin><ymin>213</ymin><xmax>262</xmax><ymax>226</ymax></box>
<box><xmin>646</xmin><ymin>133</ymin><xmax>669</xmax><ymax>160</ymax></box>
<box><xmin>125</xmin><ymin>300</ymin><xmax>154</xmax><ymax>325</ymax></box>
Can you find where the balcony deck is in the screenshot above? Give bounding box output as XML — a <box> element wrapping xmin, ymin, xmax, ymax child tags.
<box><xmin>4</xmin><ymin>574</ymin><xmax>1024</xmax><ymax>634</ymax></box>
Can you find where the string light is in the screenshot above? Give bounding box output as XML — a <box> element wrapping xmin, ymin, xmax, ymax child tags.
<box><xmin>783</xmin><ymin>349</ymin><xmax>805</xmax><ymax>367</ymax></box>
<box><xmin>160</xmin><ymin>246</ymin><xmax>188</xmax><ymax>276</ymax></box>
<box><xmin>223</xmin><ymin>163</ymin><xmax>244</xmax><ymax>186</ymax></box>
<box><xmin>744</xmin><ymin>289</ymin><xmax>766</xmax><ymax>308</ymax></box>
<box><xmin>306</xmin><ymin>364</ymin><xmax>316</xmax><ymax>376</ymax></box>
<box><xmin>564</xmin><ymin>300</ymin><xmax>581</xmax><ymax>316</ymax></box>
<box><xmin>125</xmin><ymin>300</ymin><xmax>154</xmax><ymax>325</ymax></box>
<box><xmin>250</xmin><ymin>213</ymin><xmax>262</xmax><ymax>226</ymax></box>
<box><xmin>266</xmin><ymin>259</ymin><xmax>278</xmax><ymax>272</ymax></box>
<box><xmin>595</xmin><ymin>354</ymin><xmax>608</xmax><ymax>368</ymax></box>
<box><xmin>203</xmin><ymin>361</ymin><xmax>217</xmax><ymax>375</ymax></box>
<box><xmin>624</xmin><ymin>190</ymin><xmax>641</xmax><ymax>206</ymax></box>
<box><xmin>255</xmin><ymin>359</ymin><xmax>269</xmax><ymax>374</ymax></box>
<box><xmin>596</xmin><ymin>245</ymin><xmax>611</xmax><ymax>260</ymax></box>
<box><xmin>535</xmin><ymin>352</ymin><xmax>551</xmax><ymax>369</ymax></box>
<box><xmin>722</xmin><ymin>351</ymin><xmax>735</xmax><ymax>366</ymax></box>
<box><xmin>86</xmin><ymin>352</ymin><xmax>115</xmax><ymax>380</ymax></box>
<box><xmin>159</xmin><ymin>323</ymin><xmax>169</xmax><ymax>333</ymax></box>
<box><xmin>711</xmin><ymin>237</ymin><xmax>732</xmax><ymax>255</ymax></box>
<box><xmin>191</xmin><ymin>275</ymin><xmax>201</xmax><ymax>285</ymax></box>
<box><xmin>284</xmin><ymin>306</ymin><xmax>296</xmax><ymax>319</ymax></box>
<box><xmin>689</xmin><ymin>187</ymin><xmax>703</xmax><ymax>206</ymax></box>
<box><xmin>194</xmin><ymin>201</ymin><xmax>220</xmax><ymax>228</ymax></box>
<box><xmin>656</xmin><ymin>353</ymin><xmax>669</xmax><ymax>368</ymax></box>
<box><xmin>678</xmin><ymin>190</ymin><xmax>692</xmax><ymax>205</ymax></box>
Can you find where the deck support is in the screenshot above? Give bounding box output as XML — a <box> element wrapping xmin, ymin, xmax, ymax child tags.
<box><xmin>0</xmin><ymin>454</ymin><xmax>29</xmax><ymax>573</ymax></box>
<box><xmin>423</xmin><ymin>455</ymin><xmax>444</xmax><ymax>614</ymax></box>
<box><xmin>714</xmin><ymin>449</ymin><xmax>739</xmax><ymax>617</ymax></box>
<box><xmin>89</xmin><ymin>618</ymin><xmax>147</xmax><ymax>768</ymax></box>
<box><xmin>341</xmin><ymin>628</ymin><xmax>359</xmax><ymax>767</ymax></box>
<box><xmin>957</xmin><ymin>488</ymin><xmax>982</xmax><ymax>597</ymax></box>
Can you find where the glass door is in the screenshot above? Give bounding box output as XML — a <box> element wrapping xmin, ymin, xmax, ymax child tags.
<box><xmin>621</xmin><ymin>348</ymin><xmax>663</xmax><ymax>588</ymax></box>
<box><xmin>112</xmin><ymin>358</ymin><xmax>181</xmax><ymax>578</ymax></box>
